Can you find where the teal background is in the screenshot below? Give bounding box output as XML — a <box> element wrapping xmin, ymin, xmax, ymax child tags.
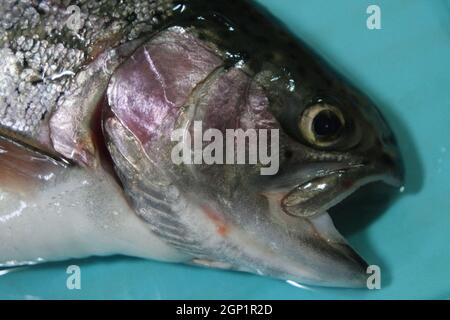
<box><xmin>0</xmin><ymin>0</ymin><xmax>449</xmax><ymax>299</ymax></box>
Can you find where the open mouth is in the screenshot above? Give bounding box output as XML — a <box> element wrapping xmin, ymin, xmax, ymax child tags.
<box><xmin>328</xmin><ymin>180</ymin><xmax>401</xmax><ymax>237</ymax></box>
<box><xmin>280</xmin><ymin>164</ymin><xmax>402</xmax><ymax>218</ymax></box>
<box><xmin>268</xmin><ymin>164</ymin><xmax>404</xmax><ymax>287</ymax></box>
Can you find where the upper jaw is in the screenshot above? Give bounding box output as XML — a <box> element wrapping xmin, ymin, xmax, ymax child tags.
<box><xmin>281</xmin><ymin>161</ymin><xmax>403</xmax><ymax>218</ymax></box>
<box><xmin>269</xmin><ymin>142</ymin><xmax>404</xmax><ymax>218</ymax></box>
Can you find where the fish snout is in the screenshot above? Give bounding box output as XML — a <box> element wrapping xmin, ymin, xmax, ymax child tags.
<box><xmin>381</xmin><ymin>143</ymin><xmax>404</xmax><ymax>188</ymax></box>
<box><xmin>371</xmin><ymin>132</ymin><xmax>405</xmax><ymax>188</ymax></box>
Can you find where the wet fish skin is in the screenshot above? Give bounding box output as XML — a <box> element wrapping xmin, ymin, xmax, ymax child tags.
<box><xmin>103</xmin><ymin>7</ymin><xmax>403</xmax><ymax>286</ymax></box>
<box><xmin>0</xmin><ymin>0</ymin><xmax>174</xmax><ymax>152</ymax></box>
<box><xmin>0</xmin><ymin>0</ymin><xmax>404</xmax><ymax>288</ymax></box>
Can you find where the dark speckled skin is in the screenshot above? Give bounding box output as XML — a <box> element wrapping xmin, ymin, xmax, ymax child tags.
<box><xmin>101</xmin><ymin>1</ymin><xmax>403</xmax><ymax>287</ymax></box>
<box><xmin>1</xmin><ymin>0</ymin><xmax>403</xmax><ymax>287</ymax></box>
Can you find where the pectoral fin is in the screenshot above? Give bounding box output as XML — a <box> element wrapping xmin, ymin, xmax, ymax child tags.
<box><xmin>0</xmin><ymin>137</ymin><xmax>66</xmax><ymax>194</ymax></box>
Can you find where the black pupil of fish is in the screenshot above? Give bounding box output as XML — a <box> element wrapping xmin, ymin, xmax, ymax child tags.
<box><xmin>312</xmin><ymin>110</ymin><xmax>342</xmax><ymax>138</ymax></box>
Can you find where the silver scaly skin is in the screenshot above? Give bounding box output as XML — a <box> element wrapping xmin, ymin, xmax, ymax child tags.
<box><xmin>0</xmin><ymin>0</ymin><xmax>173</xmax><ymax>152</ymax></box>
<box><xmin>0</xmin><ymin>0</ymin><xmax>404</xmax><ymax>288</ymax></box>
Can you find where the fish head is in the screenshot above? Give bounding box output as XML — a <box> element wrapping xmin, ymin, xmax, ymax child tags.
<box><xmin>103</xmin><ymin>17</ymin><xmax>404</xmax><ymax>288</ymax></box>
<box><xmin>255</xmin><ymin>67</ymin><xmax>405</xmax><ymax>218</ymax></box>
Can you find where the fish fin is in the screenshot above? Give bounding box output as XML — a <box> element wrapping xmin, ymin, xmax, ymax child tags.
<box><xmin>0</xmin><ymin>137</ymin><xmax>65</xmax><ymax>193</ymax></box>
<box><xmin>103</xmin><ymin>117</ymin><xmax>202</xmax><ymax>253</ymax></box>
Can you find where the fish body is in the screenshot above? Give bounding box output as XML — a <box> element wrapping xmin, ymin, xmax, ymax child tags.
<box><xmin>0</xmin><ymin>0</ymin><xmax>403</xmax><ymax>288</ymax></box>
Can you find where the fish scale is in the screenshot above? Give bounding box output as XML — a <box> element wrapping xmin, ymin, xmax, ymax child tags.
<box><xmin>0</xmin><ymin>0</ymin><xmax>174</xmax><ymax>144</ymax></box>
<box><xmin>0</xmin><ymin>0</ymin><xmax>404</xmax><ymax>288</ymax></box>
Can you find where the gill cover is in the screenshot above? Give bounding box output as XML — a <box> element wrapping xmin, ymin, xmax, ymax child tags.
<box><xmin>103</xmin><ymin>26</ymin><xmax>371</xmax><ymax>287</ymax></box>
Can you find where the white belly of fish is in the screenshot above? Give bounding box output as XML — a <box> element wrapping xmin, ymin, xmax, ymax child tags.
<box><xmin>0</xmin><ymin>168</ymin><xmax>186</xmax><ymax>267</ymax></box>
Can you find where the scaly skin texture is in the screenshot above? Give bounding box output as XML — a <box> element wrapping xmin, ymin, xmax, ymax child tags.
<box><xmin>0</xmin><ymin>0</ymin><xmax>173</xmax><ymax>149</ymax></box>
<box><xmin>0</xmin><ymin>0</ymin><xmax>404</xmax><ymax>287</ymax></box>
<box><xmin>102</xmin><ymin>22</ymin><xmax>403</xmax><ymax>287</ymax></box>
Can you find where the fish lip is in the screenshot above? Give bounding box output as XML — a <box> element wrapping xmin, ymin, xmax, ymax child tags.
<box><xmin>280</xmin><ymin>161</ymin><xmax>403</xmax><ymax>218</ymax></box>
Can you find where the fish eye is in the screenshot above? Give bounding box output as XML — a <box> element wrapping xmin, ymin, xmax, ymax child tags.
<box><xmin>298</xmin><ymin>103</ymin><xmax>345</xmax><ymax>148</ymax></box>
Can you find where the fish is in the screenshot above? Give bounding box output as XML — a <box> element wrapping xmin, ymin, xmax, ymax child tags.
<box><xmin>0</xmin><ymin>0</ymin><xmax>403</xmax><ymax>288</ymax></box>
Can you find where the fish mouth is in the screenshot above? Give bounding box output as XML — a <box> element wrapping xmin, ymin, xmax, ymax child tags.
<box><xmin>280</xmin><ymin>163</ymin><xmax>403</xmax><ymax>218</ymax></box>
<box><xmin>259</xmin><ymin>158</ymin><xmax>404</xmax><ymax>288</ymax></box>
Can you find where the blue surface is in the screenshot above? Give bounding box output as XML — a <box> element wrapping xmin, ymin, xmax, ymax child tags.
<box><xmin>1</xmin><ymin>0</ymin><xmax>449</xmax><ymax>299</ymax></box>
